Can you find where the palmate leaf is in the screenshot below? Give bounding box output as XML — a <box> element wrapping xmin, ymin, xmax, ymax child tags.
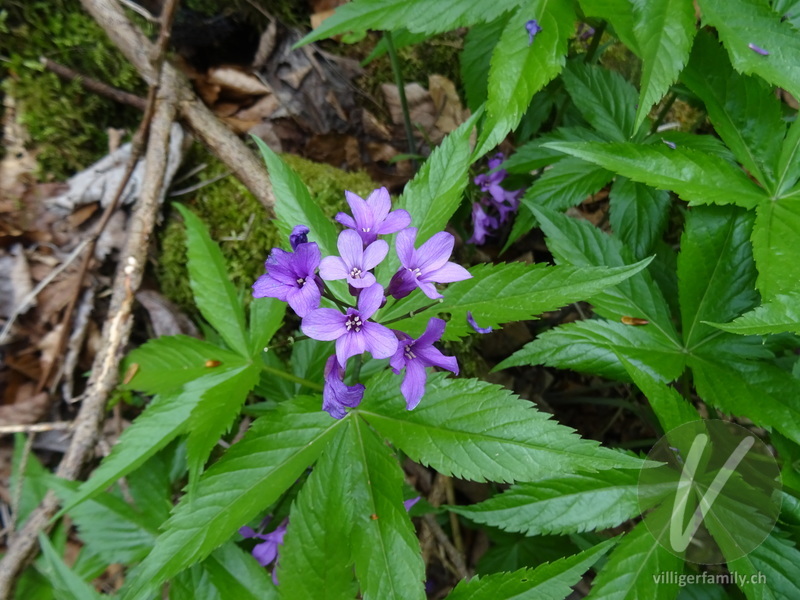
<box><xmin>578</xmin><ymin>0</ymin><xmax>640</xmax><ymax>53</ymax></box>
<box><xmin>278</xmin><ymin>425</ymin><xmax>359</xmax><ymax>600</ymax></box>
<box><xmin>346</xmin><ymin>418</ymin><xmax>426</xmax><ymax>600</ymax></box>
<box><xmin>544</xmin><ymin>141</ymin><xmax>769</xmax><ymax>208</ymax></box>
<box><xmin>174</xmin><ymin>204</ymin><xmax>248</xmax><ymax>356</ymax></box>
<box><xmin>121</xmin><ymin>396</ymin><xmax>343</xmax><ymax>600</ymax></box>
<box><xmin>708</xmin><ymin>292</ymin><xmax>800</xmax><ymax>335</ymax></box>
<box><xmin>752</xmin><ymin>196</ymin><xmax>800</xmax><ymax>299</ymax></box>
<box><xmin>382</xmin><ymin>260</ymin><xmax>651</xmax><ymax>340</ymax></box>
<box><xmin>478</xmin><ymin>0</ymin><xmax>575</xmax><ymax>156</ymax></box>
<box><xmin>632</xmin><ymin>0</ymin><xmax>696</xmax><ymax>131</ymax></box>
<box><xmin>445</xmin><ymin>539</ymin><xmax>616</xmax><ymax>600</ymax></box>
<box><xmin>609</xmin><ymin>177</ymin><xmax>671</xmax><ymax>260</ymax></box>
<box><xmin>38</xmin><ymin>534</ymin><xmax>103</xmax><ymax>600</ymax></box>
<box><xmin>495</xmin><ymin>319</ymin><xmax>686</xmax><ymax>382</ymax></box>
<box><xmin>697</xmin><ymin>0</ymin><xmax>800</xmax><ymax>103</ymax></box>
<box><xmin>504</xmin><ymin>127</ymin><xmax>608</xmax><ymax>173</ymax></box>
<box><xmin>452</xmin><ymin>470</ymin><xmax>669</xmax><ymax>536</ymax></box>
<box><xmin>461</xmin><ymin>16</ymin><xmax>510</xmax><ymax>112</ymax></box>
<box><xmin>476</xmin><ymin>532</ymin><xmax>578</xmax><ymax>575</ymax></box>
<box><xmin>682</xmin><ymin>31</ymin><xmax>784</xmax><ymax>191</ymax></box>
<box><xmin>677</xmin><ymin>205</ymin><xmax>758</xmax><ymax>349</ymax></box>
<box><xmin>727</xmin><ymin>529</ymin><xmax>800</xmax><ymax>600</ymax></box>
<box><xmin>360</xmin><ymin>372</ymin><xmax>645</xmax><ymax>483</ymax></box>
<box><xmin>776</xmin><ymin>116</ymin><xmax>800</xmax><ymax>195</ymax></box>
<box><xmin>204</xmin><ymin>543</ymin><xmax>277</xmax><ymax>600</ymax></box>
<box><xmin>248</xmin><ymin>297</ymin><xmax>285</xmax><ymax>358</ymax></box>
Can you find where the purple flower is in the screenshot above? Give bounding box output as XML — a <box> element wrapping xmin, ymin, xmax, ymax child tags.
<box><xmin>253</xmin><ymin>243</ymin><xmax>322</xmax><ymax>317</ymax></box>
<box><xmin>388</xmin><ymin>228</ymin><xmax>472</xmax><ymax>300</ymax></box>
<box><xmin>748</xmin><ymin>43</ymin><xmax>769</xmax><ymax>56</ymax></box>
<box><xmin>322</xmin><ymin>355</ymin><xmax>365</xmax><ymax>419</ymax></box>
<box><xmin>467</xmin><ymin>202</ymin><xmax>498</xmax><ymax>245</ymax></box>
<box><xmin>289</xmin><ymin>225</ymin><xmax>309</xmax><ymax>250</ymax></box>
<box><xmin>301</xmin><ymin>283</ymin><xmax>397</xmax><ymax>366</ymax></box>
<box><xmin>319</xmin><ymin>229</ymin><xmax>388</xmax><ymax>289</ymax></box>
<box><xmin>240</xmin><ymin>519</ymin><xmax>288</xmax><ymax>570</ymax></box>
<box><xmin>335</xmin><ymin>187</ymin><xmax>412</xmax><ymax>245</ymax></box>
<box><xmin>467</xmin><ymin>311</ymin><xmax>493</xmax><ymax>334</ymax></box>
<box><xmin>404</xmin><ymin>496</ymin><xmax>421</xmax><ymax>512</ymax></box>
<box><xmin>526</xmin><ymin>19</ymin><xmax>542</xmax><ymax>46</ymax></box>
<box><xmin>390</xmin><ymin>318</ymin><xmax>458</xmax><ymax>409</ymax></box>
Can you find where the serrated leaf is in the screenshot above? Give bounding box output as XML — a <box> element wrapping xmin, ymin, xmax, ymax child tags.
<box><xmin>384</xmin><ymin>260</ymin><xmax>651</xmax><ymax>340</ymax></box>
<box><xmin>752</xmin><ymin>197</ymin><xmax>800</xmax><ymax>300</ymax></box>
<box><xmin>478</xmin><ymin>0</ymin><xmax>575</xmax><ymax>156</ymax></box>
<box><xmin>445</xmin><ymin>539</ymin><xmax>616</xmax><ymax>600</ymax></box>
<box><xmin>204</xmin><ymin>543</ymin><xmax>278</xmax><ymax>600</ymax></box>
<box><xmin>682</xmin><ymin>31</ymin><xmax>784</xmax><ymax>191</ymax></box>
<box><xmin>462</xmin><ymin>17</ymin><xmax>510</xmax><ymax>112</ymax></box>
<box><xmin>453</xmin><ymin>470</ymin><xmax>669</xmax><ymax>536</ymax></box>
<box><xmin>562</xmin><ymin>61</ymin><xmax>639</xmax><ymax>141</ymax></box>
<box><xmin>248</xmin><ymin>297</ymin><xmax>286</xmax><ymax>358</ymax></box>
<box><xmin>579</xmin><ymin>0</ymin><xmax>640</xmax><ymax>53</ymax></box>
<box><xmin>186</xmin><ymin>364</ymin><xmax>260</xmax><ymax>491</ymax></box>
<box><xmin>175</xmin><ymin>204</ymin><xmax>248</xmax><ymax>356</ymax></box>
<box><xmin>121</xmin><ymin>396</ymin><xmax>343</xmax><ymax>600</ymax></box>
<box><xmin>632</xmin><ymin>0</ymin><xmax>696</xmax><ymax>131</ymax></box>
<box><xmin>476</xmin><ymin>533</ymin><xmax>578</xmax><ymax>575</ymax></box>
<box><xmin>520</xmin><ymin>157</ymin><xmax>614</xmax><ymax>212</ymax></box>
<box><xmin>776</xmin><ymin>115</ymin><xmax>800</xmax><ymax>195</ymax></box>
<box><xmin>533</xmin><ymin>206</ymin><xmax>680</xmax><ymax>345</ymax></box>
<box><xmin>727</xmin><ymin>529</ymin><xmax>800</xmax><ymax>600</ymax></box>
<box><xmin>37</xmin><ymin>534</ymin><xmax>103</xmax><ymax>600</ymax></box>
<box><xmin>697</xmin><ymin>0</ymin><xmax>800</xmax><ymax>103</ymax></box>
<box><xmin>127</xmin><ymin>451</ymin><xmax>173</xmax><ymax>528</ymax></box>
<box><xmin>122</xmin><ymin>335</ymin><xmax>247</xmax><ymax>395</ymax></box>
<box><xmin>360</xmin><ymin>372</ymin><xmax>646</xmax><ymax>483</ymax></box>
<box><xmin>496</xmin><ymin>319</ymin><xmax>686</xmax><ymax>381</ymax></box>
<box><xmin>11</xmin><ymin>434</ymin><xmax>49</xmax><ymax>527</ymax></box>
<box><xmin>678</xmin><ymin>205</ymin><xmax>758</xmax><ymax>349</ymax></box>
<box><xmin>609</xmin><ymin>178</ymin><xmax>671</xmax><ymax>259</ymax></box>
<box><xmin>708</xmin><ymin>292</ymin><xmax>800</xmax><ymax>335</ymax></box>
<box><xmin>346</xmin><ymin>418</ymin><xmax>425</xmax><ymax>600</ymax></box>
<box><xmin>544</xmin><ymin>141</ymin><xmax>769</xmax><ymax>208</ymax></box>
<box><xmin>504</xmin><ymin>127</ymin><xmax>608</xmax><ymax>173</ymax></box>
<box><xmin>278</xmin><ymin>425</ymin><xmax>359</xmax><ymax>600</ymax></box>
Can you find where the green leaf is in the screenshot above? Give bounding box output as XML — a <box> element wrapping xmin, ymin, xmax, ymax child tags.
<box><xmin>752</xmin><ymin>197</ymin><xmax>800</xmax><ymax>300</ymax></box>
<box><xmin>296</xmin><ymin>0</ymin><xmax>522</xmax><ymax>44</ymax></box>
<box><xmin>452</xmin><ymin>470</ymin><xmax>668</xmax><ymax>536</ymax></box>
<box><xmin>205</xmin><ymin>543</ymin><xmax>278</xmax><ymax>600</ymax></box>
<box><xmin>278</xmin><ymin>425</ymin><xmax>359</xmax><ymax>600</ymax></box>
<box><xmin>504</xmin><ymin>127</ymin><xmax>608</xmax><ymax>173</ymax></box>
<box><xmin>632</xmin><ymin>0</ymin><xmax>696</xmax><ymax>131</ymax></box>
<box><xmin>776</xmin><ymin>115</ymin><xmax>800</xmax><ymax>195</ymax></box>
<box><xmin>248</xmin><ymin>297</ymin><xmax>286</xmax><ymax>358</ymax></box>
<box><xmin>579</xmin><ymin>0</ymin><xmax>640</xmax><ymax>53</ymax></box>
<box><xmin>37</xmin><ymin>534</ymin><xmax>103</xmax><ymax>600</ymax></box>
<box><xmin>677</xmin><ymin>205</ymin><xmax>758</xmax><ymax>349</ymax></box>
<box><xmin>251</xmin><ymin>136</ymin><xmax>339</xmax><ymax>259</ymax></box>
<box><xmin>619</xmin><ymin>357</ymin><xmax>700</xmax><ymax>433</ymax></box>
<box><xmin>462</xmin><ymin>17</ymin><xmax>509</xmax><ymax>112</ymax></box>
<box><xmin>127</xmin><ymin>451</ymin><xmax>173</xmax><ymax>527</ymax></box>
<box><xmin>728</xmin><ymin>529</ymin><xmax>800</xmax><ymax>600</ymax></box>
<box><xmin>708</xmin><ymin>292</ymin><xmax>800</xmax><ymax>335</ymax></box>
<box><xmin>385</xmin><ymin>260</ymin><xmax>651</xmax><ymax>340</ymax></box>
<box><xmin>544</xmin><ymin>141</ymin><xmax>769</xmax><ymax>208</ymax></box>
<box><xmin>11</xmin><ymin>434</ymin><xmax>49</xmax><ymax>527</ymax></box>
<box><xmin>476</xmin><ymin>533</ymin><xmax>578</xmax><ymax>575</ymax></box>
<box><xmin>682</xmin><ymin>31</ymin><xmax>784</xmax><ymax>191</ymax></box>
<box><xmin>533</xmin><ymin>206</ymin><xmax>680</xmax><ymax>344</ymax></box>
<box><xmin>445</xmin><ymin>539</ymin><xmax>616</xmax><ymax>600</ymax></box>
<box><xmin>520</xmin><ymin>157</ymin><xmax>614</xmax><ymax>212</ymax></box>
<box><xmin>186</xmin><ymin>364</ymin><xmax>260</xmax><ymax>491</ymax></box>
<box><xmin>478</xmin><ymin>0</ymin><xmax>575</xmax><ymax>156</ymax></box>
<box><xmin>360</xmin><ymin>372</ymin><xmax>645</xmax><ymax>483</ymax></box>
<box><xmin>561</xmin><ymin>61</ymin><xmax>638</xmax><ymax>141</ymax></box>
<box><xmin>120</xmin><ymin>396</ymin><xmax>343</xmax><ymax>600</ymax></box>
<box><xmin>496</xmin><ymin>319</ymin><xmax>686</xmax><ymax>381</ymax></box>
<box><xmin>346</xmin><ymin>418</ymin><xmax>425</xmax><ymax>600</ymax></box>
<box><xmin>609</xmin><ymin>178</ymin><xmax>671</xmax><ymax>259</ymax></box>
<box><xmin>697</xmin><ymin>0</ymin><xmax>800</xmax><ymax>103</ymax></box>
<box><xmin>174</xmin><ymin>204</ymin><xmax>248</xmax><ymax>356</ymax></box>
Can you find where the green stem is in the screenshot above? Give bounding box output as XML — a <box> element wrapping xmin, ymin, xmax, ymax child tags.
<box><xmin>352</xmin><ymin>354</ymin><xmax>363</xmax><ymax>382</ymax></box>
<box><xmin>261</xmin><ymin>364</ymin><xmax>323</xmax><ymax>392</ymax></box>
<box><xmin>650</xmin><ymin>92</ymin><xmax>677</xmax><ymax>134</ymax></box>
<box><xmin>322</xmin><ymin>283</ymin><xmax>350</xmax><ymax>310</ymax></box>
<box><xmin>379</xmin><ymin>299</ymin><xmax>443</xmax><ymax>326</ymax></box>
<box><xmin>384</xmin><ymin>31</ymin><xmax>418</xmax><ymax>168</ymax></box>
<box><xmin>584</xmin><ymin>21</ymin><xmax>607</xmax><ymax>64</ymax></box>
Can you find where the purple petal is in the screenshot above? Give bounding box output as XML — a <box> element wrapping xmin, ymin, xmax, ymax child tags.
<box><xmin>345</xmin><ymin>191</ymin><xmax>373</xmax><ymax>230</ymax></box>
<box><xmin>396</xmin><ymin>228</ymin><xmax>417</xmax><ymax>267</ymax></box>
<box><xmin>376</xmin><ymin>209</ymin><xmax>412</xmax><ymax>235</ymax></box>
<box><xmin>240</xmin><ymin>526</ymin><xmax>259</xmax><ymax>539</ymax></box>
<box><xmin>467</xmin><ymin>311</ymin><xmax>493</xmax><ymax>334</ymax></box>
<box><xmin>388</xmin><ymin>269</ymin><xmax>416</xmax><ymax>300</ymax></box>
<box><xmin>301</xmin><ymin>309</ymin><xmax>347</xmax><ymax>341</ymax></box>
<box><xmin>294</xmin><ymin>243</ymin><xmax>321</xmax><ymax>276</ymax></box>
<box><xmin>416</xmin><ymin>232</ymin><xmax>454</xmax><ymax>272</ymax></box>
<box><xmin>417</xmin><ymin>280</ymin><xmax>442</xmax><ymax>300</ymax></box>
<box><xmin>416</xmin><ymin>318</ymin><xmax>447</xmax><ymax>347</ymax></box>
<box><xmin>415</xmin><ymin>345</ymin><xmax>459</xmax><ymax>374</ymax></box>
<box><xmin>348</xmin><ymin>271</ymin><xmax>377</xmax><ymax>288</ymax></box>
<box><xmin>401</xmin><ymin>360</ymin><xmax>428</xmax><ymax>410</ymax></box>
<box><xmin>361</xmin><ymin>322</ymin><xmax>399</xmax><ymax>359</ymax></box>
<box><xmin>252</xmin><ymin>274</ymin><xmax>291</xmax><ymax>301</ymax></box>
<box><xmin>336</xmin><ymin>331</ymin><xmax>367</xmax><ymax>366</ymax></box>
<box><xmin>323</xmin><ymin>355</ymin><xmax>365</xmax><ymax>418</ymax></box>
<box><xmin>390</xmin><ymin>338</ymin><xmax>409</xmax><ymax>372</ymax></box>
<box><xmin>366</xmin><ymin>187</ymin><xmax>391</xmax><ymax>224</ymax></box>
<box><xmin>362</xmin><ymin>240</ymin><xmax>389</xmax><ymax>271</ymax></box>
<box><xmin>286</xmin><ymin>281</ymin><xmax>321</xmax><ymax>317</ymax></box>
<box><xmin>403</xmin><ymin>496</ymin><xmax>421</xmax><ymax>511</ymax></box>
<box><xmin>289</xmin><ymin>225</ymin><xmax>309</xmax><ymax>250</ymax></box>
<box><xmin>336</xmin><ymin>212</ymin><xmax>356</xmax><ymax>229</ymax></box>
<box><xmin>337</xmin><ymin>229</ymin><xmax>364</xmax><ymax>269</ymax></box>
<box><xmin>357</xmin><ymin>283</ymin><xmax>385</xmax><ymax>319</ymax></box>
<box><xmin>319</xmin><ymin>256</ymin><xmax>349</xmax><ymax>281</ymax></box>
<box><xmin>748</xmin><ymin>43</ymin><xmax>769</xmax><ymax>56</ymax></box>
<box><xmin>252</xmin><ymin>540</ymin><xmax>278</xmax><ymax>567</ymax></box>
<box><xmin>424</xmin><ymin>261</ymin><xmax>472</xmax><ymax>284</ymax></box>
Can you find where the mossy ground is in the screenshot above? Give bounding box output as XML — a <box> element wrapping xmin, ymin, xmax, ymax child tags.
<box><xmin>158</xmin><ymin>146</ymin><xmax>379</xmax><ymax>314</ymax></box>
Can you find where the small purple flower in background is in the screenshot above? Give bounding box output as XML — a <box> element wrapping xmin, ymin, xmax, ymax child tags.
<box><xmin>302</xmin><ymin>283</ymin><xmax>398</xmax><ymax>366</ymax></box>
<box><xmin>467</xmin><ymin>202</ymin><xmax>498</xmax><ymax>246</ymax></box>
<box><xmin>390</xmin><ymin>318</ymin><xmax>459</xmax><ymax>409</ymax></box>
<box><xmin>253</xmin><ymin>241</ymin><xmax>322</xmax><ymax>317</ymax></box>
<box><xmin>577</xmin><ymin>22</ymin><xmax>595</xmax><ymax>41</ymax></box>
<box><xmin>240</xmin><ymin>519</ymin><xmax>288</xmax><ymax>583</ymax></box>
<box><xmin>469</xmin><ymin>153</ymin><xmax>524</xmax><ymax>245</ymax></box>
<box><xmin>403</xmin><ymin>496</ymin><xmax>421</xmax><ymax>512</ymax></box>
<box><xmin>319</xmin><ymin>229</ymin><xmax>388</xmax><ymax>289</ymax></box>
<box><xmin>289</xmin><ymin>224</ymin><xmax>309</xmax><ymax>250</ymax></box>
<box><xmin>467</xmin><ymin>311</ymin><xmax>493</xmax><ymax>334</ymax></box>
<box><xmin>322</xmin><ymin>355</ymin><xmax>365</xmax><ymax>419</ymax></box>
<box><xmin>388</xmin><ymin>229</ymin><xmax>472</xmax><ymax>300</ymax></box>
<box><xmin>748</xmin><ymin>43</ymin><xmax>769</xmax><ymax>56</ymax></box>
<box><xmin>336</xmin><ymin>187</ymin><xmax>412</xmax><ymax>245</ymax></box>
<box><xmin>526</xmin><ymin>19</ymin><xmax>542</xmax><ymax>46</ymax></box>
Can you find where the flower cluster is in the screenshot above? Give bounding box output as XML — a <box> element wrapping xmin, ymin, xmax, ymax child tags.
<box><xmin>469</xmin><ymin>153</ymin><xmax>524</xmax><ymax>246</ymax></box>
<box><xmin>240</xmin><ymin>518</ymin><xmax>288</xmax><ymax>584</ymax></box>
<box><xmin>253</xmin><ymin>187</ymin><xmax>471</xmax><ymax>418</ymax></box>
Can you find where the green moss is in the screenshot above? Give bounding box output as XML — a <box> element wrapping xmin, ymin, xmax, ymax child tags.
<box><xmin>1</xmin><ymin>0</ymin><xmax>144</xmax><ymax>179</ymax></box>
<box><xmin>158</xmin><ymin>148</ymin><xmax>379</xmax><ymax>314</ymax></box>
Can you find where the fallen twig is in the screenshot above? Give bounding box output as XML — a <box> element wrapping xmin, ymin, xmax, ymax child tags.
<box><xmin>0</xmin><ymin>423</ymin><xmax>72</xmax><ymax>435</ymax></box>
<box><xmin>40</xmin><ymin>57</ymin><xmax>147</xmax><ymax>111</ymax></box>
